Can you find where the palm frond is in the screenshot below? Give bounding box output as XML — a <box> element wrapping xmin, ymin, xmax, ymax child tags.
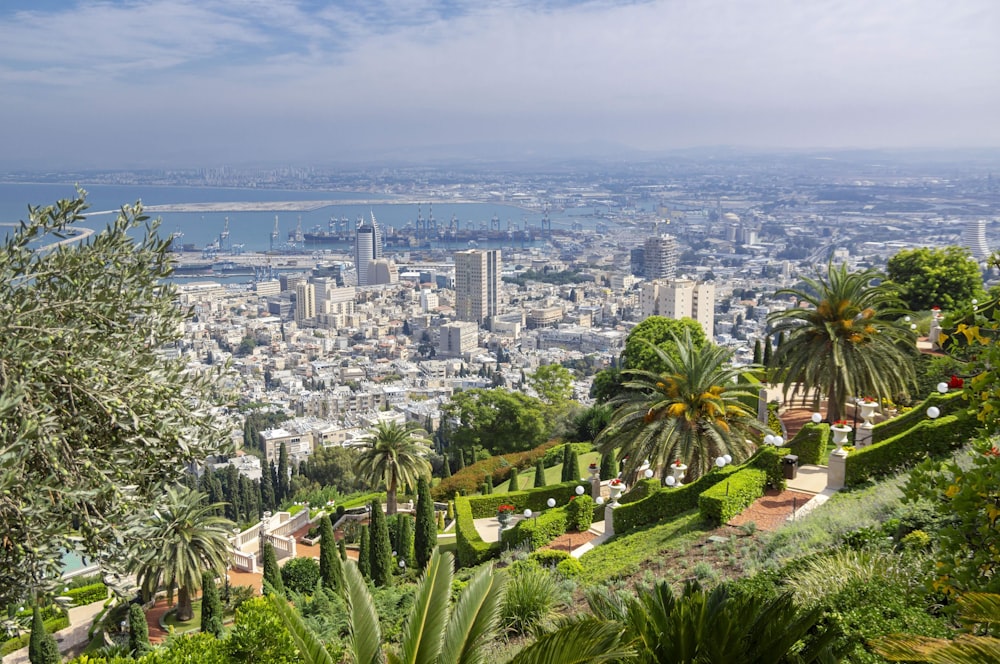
<box><xmin>265</xmin><ymin>588</ymin><xmax>336</xmax><ymax>664</ymax></box>
<box><xmin>344</xmin><ymin>559</ymin><xmax>384</xmax><ymax>664</ymax></box>
<box><xmin>439</xmin><ymin>557</ymin><xmax>503</xmax><ymax>664</ymax></box>
<box><xmin>505</xmin><ymin>617</ymin><xmax>632</xmax><ymax>664</ymax></box>
<box><xmin>396</xmin><ymin>549</ymin><xmax>451</xmax><ymax>664</ymax></box>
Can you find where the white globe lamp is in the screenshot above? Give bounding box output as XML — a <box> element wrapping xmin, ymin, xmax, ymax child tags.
<box><xmin>927</xmin><ymin>406</ymin><xmax>941</xmax><ymax>419</ymax></box>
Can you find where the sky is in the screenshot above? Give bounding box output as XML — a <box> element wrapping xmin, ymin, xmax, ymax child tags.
<box><xmin>0</xmin><ymin>0</ymin><xmax>998</xmax><ymax>169</ymax></box>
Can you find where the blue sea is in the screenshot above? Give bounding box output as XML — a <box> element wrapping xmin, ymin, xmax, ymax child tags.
<box><xmin>0</xmin><ymin>182</ymin><xmax>604</xmax><ymax>253</ymax></box>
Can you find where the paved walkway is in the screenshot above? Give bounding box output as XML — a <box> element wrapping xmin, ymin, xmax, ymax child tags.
<box><xmin>2</xmin><ymin>601</ymin><xmax>106</xmax><ymax>664</ymax></box>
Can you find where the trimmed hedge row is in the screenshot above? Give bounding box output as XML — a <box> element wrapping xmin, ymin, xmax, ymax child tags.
<box><xmin>432</xmin><ymin>440</ymin><xmax>561</xmax><ymax>500</ymax></box>
<box><xmin>786</xmin><ymin>422</ymin><xmax>828</xmax><ymax>465</ymax></box>
<box><xmin>454</xmin><ymin>494</ymin><xmax>499</xmax><ymax>567</ymax></box>
<box><xmin>0</xmin><ymin>614</ymin><xmax>70</xmax><ymax>656</ymax></box>
<box><xmin>845</xmin><ymin>411</ymin><xmax>981</xmax><ymax>486</ymax></box>
<box><xmin>698</xmin><ymin>467</ymin><xmax>768</xmax><ymax>526</ymax></box>
<box><xmin>65</xmin><ymin>582</ymin><xmax>108</xmax><ymax>607</ymax></box>
<box><xmin>871</xmin><ymin>391</ymin><xmax>966</xmax><ymax>442</ymax></box>
<box><xmin>611</xmin><ymin>447</ymin><xmax>783</xmax><ymax>534</ymax></box>
<box><xmin>618</xmin><ymin>478</ymin><xmax>659</xmax><ymax>505</ymax></box>
<box><xmin>466</xmin><ymin>481</ymin><xmax>585</xmax><ymax>518</ymax></box>
<box><xmin>455</xmin><ymin>480</ymin><xmax>598</xmax><ymax>564</ymax></box>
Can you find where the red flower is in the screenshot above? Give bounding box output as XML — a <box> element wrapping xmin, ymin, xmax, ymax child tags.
<box><xmin>497</xmin><ymin>504</ymin><xmax>516</xmax><ymax>514</ymax></box>
<box><xmin>948</xmin><ymin>375</ymin><xmax>964</xmax><ymax>389</ymax></box>
<box><xmin>609</xmin><ymin>478</ymin><xmax>622</xmax><ymax>486</ymax></box>
<box><xmin>984</xmin><ymin>447</ymin><xmax>1000</xmax><ymax>458</ymax></box>
<box><xmin>674</xmin><ymin>460</ymin><xmax>683</xmax><ymax>467</ymax></box>
<box><xmin>569</xmin><ymin>496</ymin><xmax>576</xmax><ymax>501</ymax></box>
<box><xmin>834</xmin><ymin>420</ymin><xmax>849</xmax><ymax>427</ymax></box>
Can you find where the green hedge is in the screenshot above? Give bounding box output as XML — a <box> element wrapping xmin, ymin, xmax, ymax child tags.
<box><xmin>454</xmin><ymin>494</ymin><xmax>499</xmax><ymax>567</ymax></box>
<box><xmin>618</xmin><ymin>478</ymin><xmax>659</xmax><ymax>505</ymax></box>
<box><xmin>845</xmin><ymin>412</ymin><xmax>981</xmax><ymax>486</ymax></box>
<box><xmin>871</xmin><ymin>391</ymin><xmax>966</xmax><ymax>442</ymax></box>
<box><xmin>698</xmin><ymin>467</ymin><xmax>768</xmax><ymax>526</ymax></box>
<box><xmin>611</xmin><ymin>447</ymin><xmax>783</xmax><ymax>534</ymax></box>
<box><xmin>541</xmin><ymin>442</ymin><xmax>594</xmax><ymax>467</ymax></box>
<box><xmin>0</xmin><ymin>614</ymin><xmax>70</xmax><ymax>656</ymax></box>
<box><xmin>340</xmin><ymin>492</ymin><xmax>387</xmax><ymax>509</ymax></box>
<box><xmin>432</xmin><ymin>440</ymin><xmax>561</xmax><ymax>500</ymax></box>
<box><xmin>64</xmin><ymin>582</ymin><xmax>108</xmax><ymax>607</ymax></box>
<box><xmin>786</xmin><ymin>422</ymin><xmax>828</xmax><ymax>465</ymax></box>
<box><xmin>454</xmin><ymin>480</ymin><xmax>594</xmax><ymax>566</ymax></box>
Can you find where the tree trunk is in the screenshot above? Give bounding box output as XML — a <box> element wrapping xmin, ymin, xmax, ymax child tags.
<box><xmin>176</xmin><ymin>586</ymin><xmax>193</xmax><ymax>622</ymax></box>
<box><xmin>387</xmin><ymin>476</ymin><xmax>398</xmax><ymax>515</ymax></box>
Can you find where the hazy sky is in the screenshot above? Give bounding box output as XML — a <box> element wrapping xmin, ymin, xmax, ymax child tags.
<box><xmin>1</xmin><ymin>0</ymin><xmax>998</xmax><ymax>168</ymax></box>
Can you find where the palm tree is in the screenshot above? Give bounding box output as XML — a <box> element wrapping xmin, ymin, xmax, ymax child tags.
<box><xmin>767</xmin><ymin>262</ymin><xmax>915</xmax><ymax>423</ymax></box>
<box><xmin>129</xmin><ymin>485</ymin><xmax>234</xmax><ymax>621</ymax></box>
<box><xmin>596</xmin><ymin>332</ymin><xmax>765</xmax><ymax>482</ymax></box>
<box><xmin>357</xmin><ymin>420</ymin><xmax>432</xmax><ymax>515</ymax></box>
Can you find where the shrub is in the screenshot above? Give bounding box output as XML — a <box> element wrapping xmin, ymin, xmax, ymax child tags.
<box><xmin>28</xmin><ymin>606</ymin><xmax>60</xmax><ymax>664</ymax></box>
<box><xmin>542</xmin><ymin>442</ymin><xmax>593</xmax><ymax>468</ymax></box>
<box><xmin>698</xmin><ymin>468</ymin><xmax>768</xmax><ymax>526</ymax></box>
<box><xmin>566</xmin><ymin>494</ymin><xmax>594</xmax><ymax>532</ymax></box>
<box><xmin>454</xmin><ymin>494</ymin><xmax>500</xmax><ymax>567</ymax></box>
<box><xmin>618</xmin><ymin>478</ymin><xmax>659</xmax><ymax>504</ymax></box>
<box><xmin>502</xmin><ymin>505</ymin><xmax>568</xmax><ymax>551</ymax></box>
<box><xmin>845</xmin><ymin>412</ymin><xmax>980</xmax><ymax>486</ymax></box>
<box><xmin>129</xmin><ymin>601</ymin><xmax>152</xmax><ymax>656</ymax></box>
<box><xmin>555</xmin><ymin>557</ymin><xmax>584</xmax><ymax>580</ymax></box>
<box><xmin>64</xmin><ymin>582</ymin><xmax>107</xmax><ymax>607</ymax></box>
<box><xmin>431</xmin><ymin>440</ymin><xmax>560</xmax><ymax>500</ymax></box>
<box><xmin>900</xmin><ymin>529</ymin><xmax>932</xmax><ymax>552</ymax></box>
<box><xmin>786</xmin><ymin>422</ymin><xmax>828</xmax><ymax>465</ymax></box>
<box><xmin>871</xmin><ymin>390</ymin><xmax>966</xmax><ymax>442</ymax></box>
<box><xmin>0</xmin><ymin>614</ymin><xmax>69</xmax><ymax>657</ymax></box>
<box><xmin>614</xmin><ymin>467</ymin><xmax>736</xmax><ymax>533</ymax></box>
<box><xmin>501</xmin><ymin>564</ymin><xmax>564</xmax><ymax>635</ymax></box>
<box><xmin>528</xmin><ymin>549</ymin><xmax>571</xmax><ymax>567</ymax></box>
<box><xmin>200</xmin><ymin>573</ymin><xmax>224</xmax><ymax>639</ymax></box>
<box><xmin>280</xmin><ymin>557</ymin><xmax>321</xmax><ymax>594</ymax></box>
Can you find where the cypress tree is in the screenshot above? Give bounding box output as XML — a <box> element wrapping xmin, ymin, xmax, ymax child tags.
<box><xmin>446</xmin><ymin>500</ymin><xmax>454</xmax><ymax>522</ymax></box>
<box><xmin>262</xmin><ymin>542</ymin><xmax>284</xmax><ymax>595</ymax></box>
<box><xmin>338</xmin><ymin>537</ymin><xmax>348</xmax><ymax>562</ymax></box>
<box><xmin>368</xmin><ymin>500</ymin><xmax>392</xmax><ymax>587</ymax></box>
<box><xmin>388</xmin><ymin>514</ymin><xmax>401</xmax><ymax>555</ymax></box>
<box><xmin>28</xmin><ymin>605</ymin><xmax>60</xmax><ymax>664</ymax></box>
<box><xmin>561</xmin><ymin>444</ymin><xmax>572</xmax><ymax>482</ymax></box>
<box><xmin>319</xmin><ymin>515</ymin><xmax>342</xmax><ymax>591</ymax></box>
<box><xmin>128</xmin><ymin>601</ymin><xmax>151</xmax><ymax>655</ymax></box>
<box><xmin>442</xmin><ymin>456</ymin><xmax>451</xmax><ymax>478</ymax></box>
<box><xmin>752</xmin><ymin>338</ymin><xmax>762</xmax><ymax>364</ymax></box>
<box><xmin>358</xmin><ymin>525</ymin><xmax>371</xmax><ymax>579</ymax></box>
<box><xmin>508</xmin><ymin>469</ymin><xmax>519</xmax><ymax>491</ymax></box>
<box><xmin>414</xmin><ymin>477</ymin><xmax>435</xmax><ymax>571</ymax></box>
<box><xmin>599</xmin><ymin>452</ymin><xmax>615</xmax><ymax>481</ymax></box>
<box><xmin>200</xmin><ymin>572</ymin><xmax>224</xmax><ymax>638</ymax></box>
<box><xmin>485</xmin><ymin>474</ymin><xmax>493</xmax><ymax>494</ymax></box>
<box><xmin>264</xmin><ymin>461</ymin><xmax>278</xmax><ymax>510</ymax></box>
<box><xmin>397</xmin><ymin>516</ymin><xmax>413</xmax><ymax>569</ymax></box>
<box><xmin>763</xmin><ymin>337</ymin><xmax>773</xmax><ymax>367</ymax></box>
<box><xmin>457</xmin><ymin>451</ymin><xmax>466</xmax><ymax>470</ymax></box>
<box><xmin>567</xmin><ymin>448</ymin><xmax>581</xmax><ymax>483</ymax></box>
<box><xmin>437</xmin><ymin>510</ymin><xmax>445</xmax><ymax>531</ymax></box>
<box><xmin>277</xmin><ymin>443</ymin><xmax>290</xmax><ymax>503</ymax></box>
<box><xmin>534</xmin><ymin>459</ymin><xmax>546</xmax><ymax>487</ymax></box>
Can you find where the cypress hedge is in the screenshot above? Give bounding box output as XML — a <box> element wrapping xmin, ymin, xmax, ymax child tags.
<box><xmin>319</xmin><ymin>514</ymin><xmax>342</xmax><ymax>591</ymax></box>
<box><xmin>414</xmin><ymin>477</ymin><xmax>435</xmax><ymax>571</ymax></box>
<box><xmin>261</xmin><ymin>542</ymin><xmax>284</xmax><ymax>595</ymax></box>
<box><xmin>368</xmin><ymin>500</ymin><xmax>392</xmax><ymax>587</ymax></box>
<box><xmin>28</xmin><ymin>605</ymin><xmax>60</xmax><ymax>664</ymax></box>
<box><xmin>199</xmin><ymin>573</ymin><xmax>223</xmax><ymax>638</ymax></box>
<box><xmin>358</xmin><ymin>525</ymin><xmax>371</xmax><ymax>579</ymax></box>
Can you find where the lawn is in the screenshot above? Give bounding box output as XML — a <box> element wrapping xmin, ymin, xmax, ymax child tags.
<box><xmin>577</xmin><ymin>510</ymin><xmax>711</xmax><ymax>585</ymax></box>
<box><xmin>491</xmin><ymin>451</ymin><xmax>601</xmax><ymax>494</ymax></box>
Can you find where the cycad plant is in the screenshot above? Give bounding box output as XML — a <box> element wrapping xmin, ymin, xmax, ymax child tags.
<box><xmin>872</xmin><ymin>592</ymin><xmax>1000</xmax><ymax>662</ymax></box>
<box><xmin>767</xmin><ymin>262</ymin><xmax>915</xmax><ymax>422</ymax></box>
<box><xmin>596</xmin><ymin>331</ymin><xmax>765</xmax><ymax>481</ymax></box>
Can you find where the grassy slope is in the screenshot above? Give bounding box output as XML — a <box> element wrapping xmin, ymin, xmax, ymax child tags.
<box><xmin>491</xmin><ymin>451</ymin><xmax>601</xmax><ymax>495</ymax></box>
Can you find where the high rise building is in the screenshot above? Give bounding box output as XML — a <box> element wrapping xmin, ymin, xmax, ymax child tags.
<box><xmin>294</xmin><ymin>282</ymin><xmax>316</xmax><ymax>325</ymax></box>
<box><xmin>962</xmin><ymin>219</ymin><xmax>990</xmax><ymax>260</ymax></box>
<box><xmin>454</xmin><ymin>249</ymin><xmax>501</xmax><ymax>327</ymax></box>
<box><xmin>643</xmin><ymin>234</ymin><xmax>678</xmax><ymax>280</ymax></box>
<box><xmin>355</xmin><ymin>211</ymin><xmax>383</xmax><ymax>286</ymax></box>
<box><xmin>640</xmin><ymin>278</ymin><xmax>716</xmax><ymax>339</ymax></box>
<box><xmin>367</xmin><ymin>258</ymin><xmax>399</xmax><ymax>285</ymax></box>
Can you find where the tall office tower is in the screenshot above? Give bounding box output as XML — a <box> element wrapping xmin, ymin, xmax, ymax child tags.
<box><xmin>355</xmin><ymin>211</ymin><xmax>384</xmax><ymax>286</ymax></box>
<box><xmin>630</xmin><ymin>247</ymin><xmax>645</xmax><ymax>277</ymax></box>
<box><xmin>294</xmin><ymin>282</ymin><xmax>316</xmax><ymax>324</ymax></box>
<box><xmin>962</xmin><ymin>219</ymin><xmax>990</xmax><ymax>260</ymax></box>
<box><xmin>454</xmin><ymin>249</ymin><xmax>501</xmax><ymax>327</ymax></box>
<box><xmin>367</xmin><ymin>258</ymin><xmax>399</xmax><ymax>285</ymax></box>
<box><xmin>643</xmin><ymin>234</ymin><xmax>678</xmax><ymax>280</ymax></box>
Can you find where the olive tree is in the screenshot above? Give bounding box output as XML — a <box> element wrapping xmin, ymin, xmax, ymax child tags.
<box><xmin>0</xmin><ymin>193</ymin><xmax>230</xmax><ymax>607</ymax></box>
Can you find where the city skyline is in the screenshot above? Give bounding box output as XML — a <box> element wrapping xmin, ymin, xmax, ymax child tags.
<box><xmin>1</xmin><ymin>0</ymin><xmax>998</xmax><ymax>170</ymax></box>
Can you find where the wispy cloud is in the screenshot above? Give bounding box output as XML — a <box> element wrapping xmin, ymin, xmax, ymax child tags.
<box><xmin>0</xmin><ymin>0</ymin><xmax>997</xmax><ymax>167</ymax></box>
